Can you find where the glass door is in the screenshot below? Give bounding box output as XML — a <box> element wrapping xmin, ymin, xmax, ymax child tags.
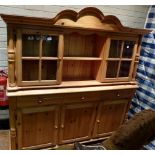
<box><xmin>17</xmin><ymin>29</ymin><xmax>63</xmax><ymax>86</ymax></box>
<box><xmin>103</xmin><ymin>37</ymin><xmax>137</xmax><ymax>82</ymax></box>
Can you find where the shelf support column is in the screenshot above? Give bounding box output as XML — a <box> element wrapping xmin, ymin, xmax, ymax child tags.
<box><xmin>8</xmin><ymin>27</ymin><xmax>16</xmax><ymax>87</ymax></box>
<box><xmin>57</xmin><ymin>34</ymin><xmax>64</xmax><ymax>83</ymax></box>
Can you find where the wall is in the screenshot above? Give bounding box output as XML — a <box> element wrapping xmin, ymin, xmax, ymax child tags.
<box><xmin>0</xmin><ymin>5</ymin><xmax>150</xmax><ymax>69</ymax></box>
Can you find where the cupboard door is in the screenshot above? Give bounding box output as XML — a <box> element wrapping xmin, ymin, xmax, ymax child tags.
<box><xmin>59</xmin><ymin>102</ymin><xmax>96</xmax><ymax>144</ymax></box>
<box><xmin>93</xmin><ymin>99</ymin><xmax>129</xmax><ymax>138</ymax></box>
<box><xmin>16</xmin><ymin>105</ymin><xmax>59</xmax><ymax>149</ymax></box>
<box><xmin>103</xmin><ymin>37</ymin><xmax>138</xmax><ymax>82</ymax></box>
<box><xmin>16</xmin><ymin>29</ymin><xmax>64</xmax><ymax>86</ymax></box>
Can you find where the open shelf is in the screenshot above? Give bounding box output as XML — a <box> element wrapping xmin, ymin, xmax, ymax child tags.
<box><xmin>64</xmin><ymin>33</ymin><xmax>105</xmax><ymax>58</ymax></box>
<box><xmin>63</xmin><ymin>57</ymin><xmax>102</xmax><ymax>61</ymax></box>
<box><xmin>62</xmin><ymin>60</ymin><xmax>101</xmax><ymax>81</ymax></box>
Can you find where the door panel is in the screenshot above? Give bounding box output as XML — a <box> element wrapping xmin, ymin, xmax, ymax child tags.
<box><xmin>59</xmin><ymin>102</ymin><xmax>97</xmax><ymax>144</ymax></box>
<box><xmin>17</xmin><ymin>105</ymin><xmax>59</xmax><ymax>149</ymax></box>
<box><xmin>93</xmin><ymin>99</ymin><xmax>129</xmax><ymax>138</ymax></box>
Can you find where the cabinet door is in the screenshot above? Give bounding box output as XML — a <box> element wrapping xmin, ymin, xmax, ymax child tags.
<box><xmin>59</xmin><ymin>102</ymin><xmax>97</xmax><ymax>144</ymax></box>
<box><xmin>102</xmin><ymin>37</ymin><xmax>138</xmax><ymax>82</ymax></box>
<box><xmin>16</xmin><ymin>29</ymin><xmax>64</xmax><ymax>87</ymax></box>
<box><xmin>16</xmin><ymin>105</ymin><xmax>59</xmax><ymax>149</ymax></box>
<box><xmin>93</xmin><ymin>99</ymin><xmax>129</xmax><ymax>138</ymax></box>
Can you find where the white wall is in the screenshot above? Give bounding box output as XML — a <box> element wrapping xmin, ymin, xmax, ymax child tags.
<box><xmin>0</xmin><ymin>5</ymin><xmax>150</xmax><ymax>69</ymax></box>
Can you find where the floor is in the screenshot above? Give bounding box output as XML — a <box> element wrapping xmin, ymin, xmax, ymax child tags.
<box><xmin>0</xmin><ymin>130</ymin><xmax>10</xmax><ymax>150</ymax></box>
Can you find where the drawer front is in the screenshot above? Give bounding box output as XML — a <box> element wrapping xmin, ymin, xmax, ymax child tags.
<box><xmin>101</xmin><ymin>89</ymin><xmax>135</xmax><ymax>100</ymax></box>
<box><xmin>62</xmin><ymin>92</ymin><xmax>102</xmax><ymax>104</ymax></box>
<box><xmin>17</xmin><ymin>92</ymin><xmax>101</xmax><ymax>108</ymax></box>
<box><xmin>17</xmin><ymin>95</ymin><xmax>63</xmax><ymax>108</ymax></box>
<box><xmin>17</xmin><ymin>89</ymin><xmax>135</xmax><ymax>108</ymax></box>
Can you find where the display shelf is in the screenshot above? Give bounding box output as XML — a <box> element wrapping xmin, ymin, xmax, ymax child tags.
<box><xmin>63</xmin><ymin>57</ymin><xmax>102</xmax><ymax>61</ymax></box>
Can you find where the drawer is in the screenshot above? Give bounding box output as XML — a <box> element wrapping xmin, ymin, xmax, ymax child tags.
<box><xmin>17</xmin><ymin>94</ymin><xmax>63</xmax><ymax>108</ymax></box>
<box><xmin>101</xmin><ymin>89</ymin><xmax>135</xmax><ymax>100</ymax></box>
<box><xmin>17</xmin><ymin>89</ymin><xmax>135</xmax><ymax>108</ymax></box>
<box><xmin>61</xmin><ymin>92</ymin><xmax>101</xmax><ymax>104</ymax></box>
<box><xmin>17</xmin><ymin>92</ymin><xmax>101</xmax><ymax>108</ymax></box>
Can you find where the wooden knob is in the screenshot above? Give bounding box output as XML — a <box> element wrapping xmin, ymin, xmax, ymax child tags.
<box><xmin>38</xmin><ymin>100</ymin><xmax>43</xmax><ymax>104</ymax></box>
<box><xmin>97</xmin><ymin>120</ymin><xmax>100</xmax><ymax>123</ymax></box>
<box><xmin>81</xmin><ymin>96</ymin><xmax>85</xmax><ymax>100</ymax></box>
<box><xmin>61</xmin><ymin>125</ymin><xmax>64</xmax><ymax>128</ymax></box>
<box><xmin>117</xmin><ymin>93</ymin><xmax>120</xmax><ymax>97</ymax></box>
<box><xmin>55</xmin><ymin>125</ymin><xmax>58</xmax><ymax>129</ymax></box>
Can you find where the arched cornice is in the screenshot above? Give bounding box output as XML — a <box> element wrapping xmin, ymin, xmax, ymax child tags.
<box><xmin>51</xmin><ymin>7</ymin><xmax>124</xmax><ymax>30</ymax></box>
<box><xmin>0</xmin><ymin>7</ymin><xmax>151</xmax><ymax>35</ymax></box>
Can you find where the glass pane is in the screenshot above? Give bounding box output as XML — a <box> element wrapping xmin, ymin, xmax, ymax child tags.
<box><xmin>109</xmin><ymin>40</ymin><xmax>122</xmax><ymax>58</ymax></box>
<box><xmin>119</xmin><ymin>61</ymin><xmax>131</xmax><ymax>77</ymax></box>
<box><xmin>41</xmin><ymin>60</ymin><xmax>57</xmax><ymax>80</ymax></box>
<box><xmin>122</xmin><ymin>41</ymin><xmax>135</xmax><ymax>58</ymax></box>
<box><xmin>22</xmin><ymin>34</ymin><xmax>40</xmax><ymax>57</ymax></box>
<box><xmin>42</xmin><ymin>35</ymin><xmax>58</xmax><ymax>57</ymax></box>
<box><xmin>106</xmin><ymin>61</ymin><xmax>119</xmax><ymax>78</ymax></box>
<box><xmin>22</xmin><ymin>60</ymin><xmax>39</xmax><ymax>81</ymax></box>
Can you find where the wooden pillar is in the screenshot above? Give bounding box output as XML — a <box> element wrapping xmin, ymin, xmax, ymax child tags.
<box><xmin>8</xmin><ymin>28</ymin><xmax>16</xmax><ymax>87</ymax></box>
<box><xmin>57</xmin><ymin>34</ymin><xmax>64</xmax><ymax>83</ymax></box>
<box><xmin>15</xmin><ymin>29</ymin><xmax>22</xmax><ymax>86</ymax></box>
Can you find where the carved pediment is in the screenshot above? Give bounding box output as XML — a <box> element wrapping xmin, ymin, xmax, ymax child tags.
<box><xmin>53</xmin><ymin>7</ymin><xmax>123</xmax><ymax>31</ymax></box>
<box><xmin>1</xmin><ymin>7</ymin><xmax>150</xmax><ymax>34</ymax></box>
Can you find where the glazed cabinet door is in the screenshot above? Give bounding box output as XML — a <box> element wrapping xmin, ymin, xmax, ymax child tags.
<box><xmin>16</xmin><ymin>105</ymin><xmax>59</xmax><ymax>149</ymax></box>
<box><xmin>102</xmin><ymin>36</ymin><xmax>138</xmax><ymax>82</ymax></box>
<box><xmin>93</xmin><ymin>99</ymin><xmax>129</xmax><ymax>138</ymax></box>
<box><xmin>59</xmin><ymin>102</ymin><xmax>97</xmax><ymax>144</ymax></box>
<box><xmin>16</xmin><ymin>29</ymin><xmax>64</xmax><ymax>87</ymax></box>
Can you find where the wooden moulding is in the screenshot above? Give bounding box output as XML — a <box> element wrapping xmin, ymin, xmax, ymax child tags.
<box><xmin>1</xmin><ymin>7</ymin><xmax>151</xmax><ymax>35</ymax></box>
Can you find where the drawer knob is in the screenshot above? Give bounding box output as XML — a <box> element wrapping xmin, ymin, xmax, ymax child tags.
<box><xmin>38</xmin><ymin>100</ymin><xmax>43</xmax><ymax>104</ymax></box>
<box><xmin>61</xmin><ymin>125</ymin><xmax>64</xmax><ymax>128</ymax></box>
<box><xmin>97</xmin><ymin>120</ymin><xmax>100</xmax><ymax>123</ymax></box>
<box><xmin>55</xmin><ymin>125</ymin><xmax>58</xmax><ymax>129</ymax></box>
<box><xmin>117</xmin><ymin>93</ymin><xmax>120</xmax><ymax>97</ymax></box>
<box><xmin>81</xmin><ymin>96</ymin><xmax>85</xmax><ymax>100</ymax></box>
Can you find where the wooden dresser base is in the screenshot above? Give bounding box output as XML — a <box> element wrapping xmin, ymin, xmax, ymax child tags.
<box><xmin>8</xmin><ymin>85</ymin><xmax>137</xmax><ymax>150</ymax></box>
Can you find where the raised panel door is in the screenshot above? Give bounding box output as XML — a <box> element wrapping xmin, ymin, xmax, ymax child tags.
<box><xmin>16</xmin><ymin>105</ymin><xmax>59</xmax><ymax>149</ymax></box>
<box><xmin>59</xmin><ymin>102</ymin><xmax>97</xmax><ymax>144</ymax></box>
<box><xmin>93</xmin><ymin>99</ymin><xmax>129</xmax><ymax>138</ymax></box>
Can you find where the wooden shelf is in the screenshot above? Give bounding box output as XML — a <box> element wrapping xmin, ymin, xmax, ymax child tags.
<box><xmin>63</xmin><ymin>57</ymin><xmax>102</xmax><ymax>61</ymax></box>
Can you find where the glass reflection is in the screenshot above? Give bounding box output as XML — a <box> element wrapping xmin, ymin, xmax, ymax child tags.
<box><xmin>122</xmin><ymin>41</ymin><xmax>135</xmax><ymax>58</ymax></box>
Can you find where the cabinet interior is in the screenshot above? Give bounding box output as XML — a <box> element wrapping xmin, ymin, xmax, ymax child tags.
<box><xmin>20</xmin><ymin>31</ymin><xmax>137</xmax><ymax>86</ymax></box>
